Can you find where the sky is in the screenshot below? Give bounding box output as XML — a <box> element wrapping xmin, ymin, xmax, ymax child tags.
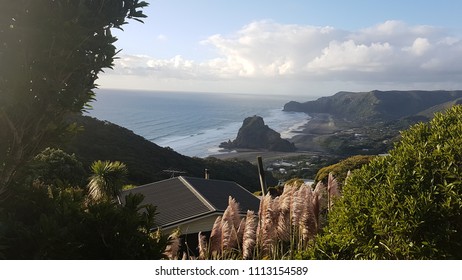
<box><xmin>98</xmin><ymin>0</ymin><xmax>462</xmax><ymax>97</ymax></box>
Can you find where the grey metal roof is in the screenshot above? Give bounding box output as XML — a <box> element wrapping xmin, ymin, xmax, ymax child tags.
<box><xmin>121</xmin><ymin>176</ymin><xmax>260</xmax><ymax>229</ymax></box>
<box><xmin>181</xmin><ymin>176</ymin><xmax>260</xmax><ymax>213</ymax></box>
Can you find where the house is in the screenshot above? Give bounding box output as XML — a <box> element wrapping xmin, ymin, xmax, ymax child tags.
<box><xmin>120</xmin><ymin>176</ymin><xmax>260</xmax><ymax>235</ymax></box>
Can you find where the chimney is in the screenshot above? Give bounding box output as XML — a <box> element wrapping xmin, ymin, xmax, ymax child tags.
<box><xmin>205</xmin><ymin>169</ymin><xmax>210</xmax><ymax>179</ymax></box>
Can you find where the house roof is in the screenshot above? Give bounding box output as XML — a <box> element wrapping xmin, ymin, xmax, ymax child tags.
<box><xmin>121</xmin><ymin>176</ymin><xmax>260</xmax><ymax>229</ymax></box>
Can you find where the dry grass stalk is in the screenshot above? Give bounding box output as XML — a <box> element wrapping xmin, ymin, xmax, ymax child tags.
<box><xmin>291</xmin><ymin>187</ymin><xmax>304</xmax><ymax>227</ymax></box>
<box><xmin>256</xmin><ymin>194</ymin><xmax>270</xmax><ymax>247</ymax></box>
<box><xmin>276</xmin><ymin>184</ymin><xmax>294</xmax><ymax>242</ymax></box>
<box><xmin>228</xmin><ymin>196</ymin><xmax>242</xmax><ymax>230</ymax></box>
<box><xmin>280</xmin><ymin>184</ymin><xmax>294</xmax><ymax>211</ymax></box>
<box><xmin>221</xmin><ymin>197</ymin><xmax>241</xmax><ymax>251</ymax></box>
<box><xmin>277</xmin><ymin>209</ymin><xmax>291</xmax><ymax>242</ymax></box>
<box><xmin>344</xmin><ymin>169</ymin><xmax>353</xmax><ymax>187</ymax></box>
<box><xmin>164</xmin><ymin>229</ymin><xmax>181</xmax><ymax>260</ymax></box>
<box><xmin>312</xmin><ymin>181</ymin><xmax>324</xmax><ymax>231</ymax></box>
<box><xmin>237</xmin><ymin>218</ymin><xmax>246</xmax><ymax>245</ymax></box>
<box><xmin>300</xmin><ymin>189</ymin><xmax>317</xmax><ymax>242</ymax></box>
<box><xmin>209</xmin><ymin>216</ymin><xmax>222</xmax><ymax>256</ymax></box>
<box><xmin>260</xmin><ymin>195</ymin><xmax>278</xmax><ymax>256</ymax></box>
<box><xmin>242</xmin><ymin>210</ymin><xmax>257</xmax><ymax>259</ymax></box>
<box><xmin>221</xmin><ymin>219</ymin><xmax>233</xmax><ymax>251</ymax></box>
<box><xmin>327</xmin><ymin>172</ymin><xmax>340</xmax><ymax>210</ymax></box>
<box><xmin>198</xmin><ymin>232</ymin><xmax>207</xmax><ymax>260</ymax></box>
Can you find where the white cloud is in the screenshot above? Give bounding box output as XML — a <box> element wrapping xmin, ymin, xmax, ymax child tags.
<box><xmin>156</xmin><ymin>34</ymin><xmax>167</xmax><ymax>41</ymax></box>
<box><xmin>307</xmin><ymin>40</ymin><xmax>393</xmax><ymax>71</ymax></box>
<box><xmin>102</xmin><ymin>20</ymin><xmax>462</xmax><ymax>94</ymax></box>
<box><xmin>406</xmin><ymin>37</ymin><xmax>431</xmax><ymax>56</ymax></box>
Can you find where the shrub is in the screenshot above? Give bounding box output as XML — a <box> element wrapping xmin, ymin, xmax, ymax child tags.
<box><xmin>306</xmin><ymin>105</ymin><xmax>462</xmax><ymax>259</ymax></box>
<box><xmin>315</xmin><ymin>155</ymin><xmax>375</xmax><ymax>186</ymax></box>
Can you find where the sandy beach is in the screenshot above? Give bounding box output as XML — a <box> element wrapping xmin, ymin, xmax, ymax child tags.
<box><xmin>208</xmin><ymin>113</ymin><xmax>341</xmax><ymax>163</ymax></box>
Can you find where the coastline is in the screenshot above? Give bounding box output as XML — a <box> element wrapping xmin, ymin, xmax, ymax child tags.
<box><xmin>208</xmin><ymin>113</ymin><xmax>340</xmax><ymax>164</ymax></box>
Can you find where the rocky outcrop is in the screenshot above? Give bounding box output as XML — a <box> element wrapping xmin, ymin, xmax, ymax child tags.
<box><xmin>220</xmin><ymin>116</ymin><xmax>296</xmax><ymax>152</ymax></box>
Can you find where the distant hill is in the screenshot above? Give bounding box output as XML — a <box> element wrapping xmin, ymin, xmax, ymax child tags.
<box><xmin>416</xmin><ymin>98</ymin><xmax>462</xmax><ymax>118</ymax></box>
<box><xmin>59</xmin><ymin>115</ymin><xmax>276</xmax><ymax>192</ymax></box>
<box><xmin>220</xmin><ymin>116</ymin><xmax>296</xmax><ymax>152</ymax></box>
<box><xmin>284</xmin><ymin>90</ymin><xmax>462</xmax><ymax>122</ymax></box>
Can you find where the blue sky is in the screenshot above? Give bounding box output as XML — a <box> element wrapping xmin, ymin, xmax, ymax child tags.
<box><xmin>99</xmin><ymin>0</ymin><xmax>462</xmax><ymax>96</ymax></box>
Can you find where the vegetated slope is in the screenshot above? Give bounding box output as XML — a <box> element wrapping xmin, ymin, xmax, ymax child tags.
<box><xmin>416</xmin><ymin>97</ymin><xmax>462</xmax><ymax>118</ymax></box>
<box><xmin>284</xmin><ymin>90</ymin><xmax>462</xmax><ymax>122</ymax></box>
<box><xmin>60</xmin><ymin>115</ymin><xmax>275</xmax><ymax>192</ymax></box>
<box><xmin>306</xmin><ymin>105</ymin><xmax>462</xmax><ymax>259</ymax></box>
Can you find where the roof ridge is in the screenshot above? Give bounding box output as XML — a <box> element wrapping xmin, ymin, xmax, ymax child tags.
<box><xmin>182</xmin><ymin>176</ymin><xmax>254</xmax><ymax>195</ymax></box>
<box><xmin>182</xmin><ymin>175</ymin><xmax>231</xmax><ymax>183</ymax></box>
<box><xmin>179</xmin><ymin>176</ymin><xmax>216</xmax><ymax>211</ymax></box>
<box><xmin>121</xmin><ymin>177</ymin><xmax>178</xmax><ymax>192</ymax></box>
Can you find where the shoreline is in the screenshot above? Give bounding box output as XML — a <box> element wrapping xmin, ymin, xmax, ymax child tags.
<box><xmin>208</xmin><ymin>113</ymin><xmax>341</xmax><ymax>163</ymax></box>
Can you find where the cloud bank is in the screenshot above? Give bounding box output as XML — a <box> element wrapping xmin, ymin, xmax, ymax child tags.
<box><xmin>102</xmin><ymin>20</ymin><xmax>462</xmax><ymax>95</ymax></box>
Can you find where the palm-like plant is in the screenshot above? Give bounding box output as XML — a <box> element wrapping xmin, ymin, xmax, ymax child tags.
<box><xmin>87</xmin><ymin>160</ymin><xmax>128</xmax><ymax>202</ymax></box>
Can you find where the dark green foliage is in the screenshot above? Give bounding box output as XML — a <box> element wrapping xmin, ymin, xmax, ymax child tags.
<box><xmin>0</xmin><ymin>0</ymin><xmax>147</xmax><ymax>194</ymax></box>
<box><xmin>87</xmin><ymin>160</ymin><xmax>128</xmax><ymax>201</ymax></box>
<box><xmin>0</xmin><ymin>0</ymin><xmax>172</xmax><ymax>260</ymax></box>
<box><xmin>25</xmin><ymin>147</ymin><xmax>86</xmax><ymax>187</ymax></box>
<box><xmin>315</xmin><ymin>155</ymin><xmax>375</xmax><ymax>186</ymax></box>
<box><xmin>306</xmin><ymin>105</ymin><xmax>462</xmax><ymax>259</ymax></box>
<box><xmin>0</xmin><ymin>183</ymin><xmax>167</xmax><ymax>259</ymax></box>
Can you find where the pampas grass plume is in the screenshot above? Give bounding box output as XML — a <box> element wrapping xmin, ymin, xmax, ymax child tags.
<box><xmin>209</xmin><ymin>216</ymin><xmax>222</xmax><ymax>255</ymax></box>
<box><xmin>164</xmin><ymin>229</ymin><xmax>181</xmax><ymax>260</ymax></box>
<box><xmin>242</xmin><ymin>210</ymin><xmax>257</xmax><ymax>260</ymax></box>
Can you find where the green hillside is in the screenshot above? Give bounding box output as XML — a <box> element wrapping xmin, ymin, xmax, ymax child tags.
<box><xmin>284</xmin><ymin>90</ymin><xmax>462</xmax><ymax>122</ymax></box>
<box><xmin>59</xmin><ymin>115</ymin><xmax>275</xmax><ymax>192</ymax></box>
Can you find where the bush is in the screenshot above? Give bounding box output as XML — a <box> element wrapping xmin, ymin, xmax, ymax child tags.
<box><xmin>26</xmin><ymin>148</ymin><xmax>86</xmax><ymax>187</ymax></box>
<box><xmin>307</xmin><ymin>105</ymin><xmax>462</xmax><ymax>259</ymax></box>
<box><xmin>0</xmin><ymin>183</ymin><xmax>167</xmax><ymax>259</ymax></box>
<box><xmin>315</xmin><ymin>155</ymin><xmax>375</xmax><ymax>186</ymax></box>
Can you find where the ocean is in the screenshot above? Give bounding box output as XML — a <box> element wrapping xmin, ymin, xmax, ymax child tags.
<box><xmin>87</xmin><ymin>89</ymin><xmax>310</xmax><ymax>158</ymax></box>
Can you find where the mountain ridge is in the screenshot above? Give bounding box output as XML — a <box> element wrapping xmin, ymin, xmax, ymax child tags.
<box><xmin>283</xmin><ymin>90</ymin><xmax>462</xmax><ymax>122</ymax></box>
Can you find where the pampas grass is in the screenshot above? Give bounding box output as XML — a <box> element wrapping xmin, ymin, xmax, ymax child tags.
<box><xmin>160</xmin><ymin>174</ymin><xmax>346</xmax><ymax>260</ymax></box>
<box><xmin>209</xmin><ymin>216</ymin><xmax>222</xmax><ymax>256</ymax></box>
<box><xmin>242</xmin><ymin>210</ymin><xmax>257</xmax><ymax>259</ymax></box>
<box><xmin>197</xmin><ymin>177</ymin><xmax>331</xmax><ymax>259</ymax></box>
<box><xmin>198</xmin><ymin>232</ymin><xmax>207</xmax><ymax>260</ymax></box>
<box><xmin>312</xmin><ymin>181</ymin><xmax>324</xmax><ymax>231</ymax></box>
<box><xmin>164</xmin><ymin>229</ymin><xmax>181</xmax><ymax>260</ymax></box>
<box><xmin>327</xmin><ymin>172</ymin><xmax>341</xmax><ymax>210</ymax></box>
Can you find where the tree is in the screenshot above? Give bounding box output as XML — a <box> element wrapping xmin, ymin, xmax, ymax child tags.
<box><xmin>306</xmin><ymin>105</ymin><xmax>462</xmax><ymax>259</ymax></box>
<box><xmin>88</xmin><ymin>160</ymin><xmax>128</xmax><ymax>202</ymax></box>
<box><xmin>26</xmin><ymin>147</ymin><xmax>86</xmax><ymax>187</ymax></box>
<box><xmin>0</xmin><ymin>0</ymin><xmax>148</xmax><ymax>195</ymax></box>
<box><xmin>0</xmin><ymin>182</ymin><xmax>167</xmax><ymax>259</ymax></box>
